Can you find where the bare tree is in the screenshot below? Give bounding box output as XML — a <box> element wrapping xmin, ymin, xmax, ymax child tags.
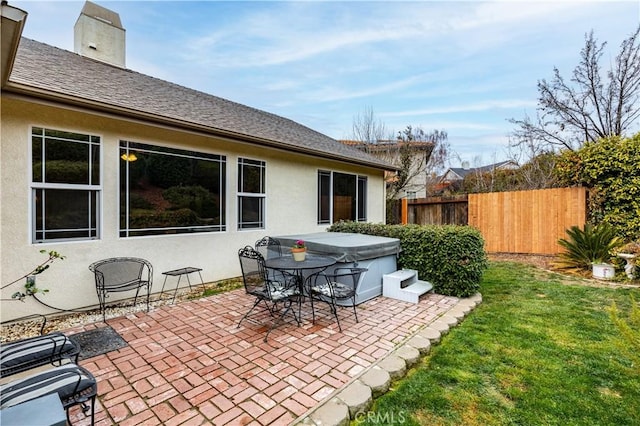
<box><xmin>350</xmin><ymin>109</ymin><xmax>450</xmax><ymax>199</ymax></box>
<box><xmin>510</xmin><ymin>25</ymin><xmax>640</xmax><ymax>151</ymax></box>
<box><xmin>380</xmin><ymin>126</ymin><xmax>449</xmax><ymax>200</ymax></box>
<box><xmin>351</xmin><ymin>106</ymin><xmax>388</xmax><ymax>144</ymax></box>
<box><xmin>397</xmin><ymin>126</ymin><xmax>450</xmax><ymax>176</ymax></box>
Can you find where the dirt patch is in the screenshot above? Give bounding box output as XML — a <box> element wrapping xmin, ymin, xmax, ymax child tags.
<box><xmin>488</xmin><ymin>253</ymin><xmax>555</xmax><ymax>270</ymax></box>
<box><xmin>489</xmin><ymin>252</ymin><xmax>640</xmax><ymax>289</ymax></box>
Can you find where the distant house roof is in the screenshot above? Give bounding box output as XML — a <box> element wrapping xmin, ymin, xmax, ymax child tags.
<box><xmin>440</xmin><ymin>160</ymin><xmax>518</xmax><ymax>182</ymax></box>
<box><xmin>4</xmin><ymin>38</ymin><xmax>395</xmax><ymax>171</ymax></box>
<box><xmin>340</xmin><ymin>139</ymin><xmax>434</xmax><ymax>154</ymax></box>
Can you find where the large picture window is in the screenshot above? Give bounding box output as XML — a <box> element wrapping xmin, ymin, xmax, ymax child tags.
<box><xmin>237</xmin><ymin>158</ymin><xmax>266</xmax><ymax>230</ymax></box>
<box><xmin>318</xmin><ymin>171</ymin><xmax>367</xmax><ymax>224</ymax></box>
<box><xmin>119</xmin><ymin>141</ymin><xmax>226</xmax><ymax>237</ymax></box>
<box><xmin>31</xmin><ymin>127</ymin><xmax>101</xmax><ymax>243</ymax></box>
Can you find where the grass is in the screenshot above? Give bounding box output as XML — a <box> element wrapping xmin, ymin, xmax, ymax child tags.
<box><xmin>185</xmin><ymin>277</ymin><xmax>243</xmax><ymax>299</ymax></box>
<box><xmin>357</xmin><ymin>262</ymin><xmax>640</xmax><ymax>425</ymax></box>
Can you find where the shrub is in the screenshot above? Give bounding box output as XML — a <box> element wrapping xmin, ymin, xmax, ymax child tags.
<box><xmin>163</xmin><ymin>185</ymin><xmax>217</xmax><ymax>217</ymax></box>
<box><xmin>327</xmin><ymin>221</ymin><xmax>488</xmax><ymax>297</ymax></box>
<box><xmin>129</xmin><ymin>193</ymin><xmax>154</xmax><ymax>210</ymax></box>
<box><xmin>33</xmin><ymin>160</ymin><xmax>89</xmax><ymax>183</ymax></box>
<box><xmin>554</xmin><ymin>223</ymin><xmax>624</xmax><ymax>273</ymax></box>
<box><xmin>555</xmin><ymin>133</ymin><xmax>640</xmax><ymax>239</ymax></box>
<box><xmin>129</xmin><ymin>208</ymin><xmax>198</xmax><ymax>229</ymax></box>
<box><xmin>147</xmin><ymin>155</ymin><xmax>192</xmax><ymax>188</ymax></box>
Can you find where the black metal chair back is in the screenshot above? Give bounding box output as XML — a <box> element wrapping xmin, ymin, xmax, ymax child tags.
<box><xmin>309</xmin><ymin>267</ymin><xmax>368</xmax><ymax>331</ymax></box>
<box><xmin>237</xmin><ymin>246</ymin><xmax>300</xmax><ymax>341</ymax></box>
<box><xmin>326</xmin><ymin>267</ymin><xmax>367</xmax><ymax>298</ymax></box>
<box><xmin>254</xmin><ymin>236</ymin><xmax>282</xmax><ymax>260</ymax></box>
<box><xmin>238</xmin><ymin>246</ymin><xmax>269</xmax><ymax>298</ymax></box>
<box><xmin>89</xmin><ymin>257</ymin><xmax>153</xmax><ymax>321</ymax></box>
<box><xmin>90</xmin><ymin>258</ymin><xmax>151</xmax><ymax>290</ymax></box>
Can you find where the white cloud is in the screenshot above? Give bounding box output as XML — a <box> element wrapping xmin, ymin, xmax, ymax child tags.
<box><xmin>381</xmin><ymin>99</ymin><xmax>537</xmax><ymax>118</ymax></box>
<box><xmin>11</xmin><ymin>0</ymin><xmax>639</xmax><ymax>165</ymax></box>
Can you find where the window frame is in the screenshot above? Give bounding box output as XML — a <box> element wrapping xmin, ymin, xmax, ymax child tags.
<box><xmin>30</xmin><ymin>126</ymin><xmax>102</xmax><ymax>243</ymax></box>
<box><xmin>357</xmin><ymin>176</ymin><xmax>367</xmax><ymax>221</ymax></box>
<box><xmin>119</xmin><ymin>140</ymin><xmax>226</xmax><ymax>237</ymax></box>
<box><xmin>237</xmin><ymin>157</ymin><xmax>266</xmax><ymax>230</ymax></box>
<box><xmin>317</xmin><ymin>170</ymin><xmax>367</xmax><ymax>224</ymax></box>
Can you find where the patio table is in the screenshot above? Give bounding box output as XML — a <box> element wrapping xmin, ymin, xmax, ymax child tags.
<box><xmin>265</xmin><ymin>254</ymin><xmax>337</xmax><ymax>316</ymax></box>
<box><xmin>265</xmin><ymin>254</ymin><xmax>337</xmax><ymax>286</ymax></box>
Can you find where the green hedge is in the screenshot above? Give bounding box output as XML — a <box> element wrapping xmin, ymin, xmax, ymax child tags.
<box><xmin>327</xmin><ymin>221</ymin><xmax>488</xmax><ymax>298</ymax></box>
<box><xmin>555</xmin><ymin>133</ymin><xmax>640</xmax><ymax>240</ymax></box>
<box><xmin>128</xmin><ymin>208</ymin><xmax>199</xmax><ymax>229</ymax></box>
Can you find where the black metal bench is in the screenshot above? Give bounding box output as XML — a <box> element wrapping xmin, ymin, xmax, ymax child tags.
<box><xmin>89</xmin><ymin>257</ymin><xmax>153</xmax><ymax>321</ymax></box>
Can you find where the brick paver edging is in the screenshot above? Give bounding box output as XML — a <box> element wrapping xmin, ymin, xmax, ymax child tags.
<box><xmin>293</xmin><ymin>293</ymin><xmax>483</xmax><ymax>426</ymax></box>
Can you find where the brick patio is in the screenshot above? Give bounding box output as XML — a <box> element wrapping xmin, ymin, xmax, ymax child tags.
<box><xmin>63</xmin><ymin>289</ymin><xmax>458</xmax><ymax>425</ymax></box>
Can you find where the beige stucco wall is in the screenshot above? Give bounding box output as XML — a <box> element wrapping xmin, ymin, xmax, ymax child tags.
<box><xmin>0</xmin><ymin>97</ymin><xmax>385</xmax><ymax>322</ymax></box>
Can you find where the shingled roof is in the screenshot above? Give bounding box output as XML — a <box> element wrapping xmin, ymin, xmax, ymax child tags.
<box><xmin>5</xmin><ymin>38</ymin><xmax>394</xmax><ymax>171</ymax></box>
<box><xmin>441</xmin><ymin>160</ymin><xmax>519</xmax><ymax>182</ymax></box>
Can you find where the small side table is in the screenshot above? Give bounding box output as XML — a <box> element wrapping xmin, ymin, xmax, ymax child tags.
<box><xmin>160</xmin><ymin>267</ymin><xmax>205</xmax><ymax>303</ymax></box>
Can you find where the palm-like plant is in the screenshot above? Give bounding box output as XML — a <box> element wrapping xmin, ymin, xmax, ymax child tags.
<box><xmin>554</xmin><ymin>223</ymin><xmax>623</xmax><ymax>273</ymax></box>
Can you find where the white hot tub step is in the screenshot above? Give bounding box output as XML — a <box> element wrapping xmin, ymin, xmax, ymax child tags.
<box><xmin>403</xmin><ymin>280</ymin><xmax>433</xmax><ymax>294</ymax></box>
<box><xmin>383</xmin><ymin>269</ymin><xmax>433</xmax><ymax>303</ymax></box>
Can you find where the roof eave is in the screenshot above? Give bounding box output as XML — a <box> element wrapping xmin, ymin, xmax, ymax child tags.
<box><xmin>0</xmin><ymin>2</ymin><xmax>27</xmax><ymax>87</ymax></box>
<box><xmin>4</xmin><ymin>82</ymin><xmax>398</xmax><ymax>172</ymax></box>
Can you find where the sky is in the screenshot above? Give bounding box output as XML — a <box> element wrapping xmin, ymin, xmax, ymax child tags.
<box><xmin>10</xmin><ymin>0</ymin><xmax>640</xmax><ymax>167</ymax></box>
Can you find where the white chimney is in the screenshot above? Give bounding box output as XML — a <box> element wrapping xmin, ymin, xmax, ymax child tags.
<box><xmin>74</xmin><ymin>1</ymin><xmax>125</xmax><ymax>67</ymax></box>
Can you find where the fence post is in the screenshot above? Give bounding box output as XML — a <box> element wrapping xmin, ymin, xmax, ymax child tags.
<box><xmin>402</xmin><ymin>198</ymin><xmax>408</xmax><ymax>224</ymax></box>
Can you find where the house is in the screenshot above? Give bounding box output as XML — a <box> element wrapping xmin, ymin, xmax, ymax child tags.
<box><xmin>340</xmin><ymin>140</ymin><xmax>434</xmax><ymax>199</ymax></box>
<box><xmin>0</xmin><ymin>2</ymin><xmax>395</xmax><ymax>322</ymax></box>
<box><xmin>437</xmin><ymin>160</ymin><xmax>518</xmax><ymax>192</ymax></box>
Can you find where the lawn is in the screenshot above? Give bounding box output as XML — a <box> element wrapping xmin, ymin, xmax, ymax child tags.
<box><xmin>358</xmin><ymin>261</ymin><xmax>640</xmax><ymax>425</ymax></box>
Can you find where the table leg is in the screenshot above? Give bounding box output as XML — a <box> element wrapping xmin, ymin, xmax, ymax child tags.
<box><xmin>297</xmin><ymin>271</ymin><xmax>306</xmax><ymax>322</ymax></box>
<box><xmin>198</xmin><ymin>271</ymin><xmax>206</xmax><ymax>291</ymax></box>
<box><xmin>171</xmin><ymin>276</ymin><xmax>184</xmax><ymax>304</ymax></box>
<box><xmin>160</xmin><ymin>275</ymin><xmax>169</xmax><ymax>299</ymax></box>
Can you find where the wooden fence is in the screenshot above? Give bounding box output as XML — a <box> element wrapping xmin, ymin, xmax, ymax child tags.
<box><xmin>403</xmin><ymin>187</ymin><xmax>588</xmax><ymax>254</ymax></box>
<box><xmin>406</xmin><ymin>195</ymin><xmax>468</xmax><ymax>226</ymax></box>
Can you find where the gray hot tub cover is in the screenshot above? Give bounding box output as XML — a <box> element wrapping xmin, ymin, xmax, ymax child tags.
<box><xmin>276</xmin><ymin>232</ymin><xmax>400</xmax><ymax>263</ymax></box>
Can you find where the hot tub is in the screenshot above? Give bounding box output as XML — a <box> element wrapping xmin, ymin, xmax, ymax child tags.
<box><xmin>275</xmin><ymin>232</ymin><xmax>400</xmax><ymax>305</ymax></box>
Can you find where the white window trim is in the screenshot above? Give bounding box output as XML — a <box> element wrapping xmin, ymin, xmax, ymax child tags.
<box><xmin>317</xmin><ymin>169</ymin><xmax>367</xmax><ymax>224</ymax></box>
<box><xmin>118</xmin><ymin>140</ymin><xmax>227</xmax><ymax>237</ymax></box>
<box><xmin>237</xmin><ymin>157</ymin><xmax>266</xmax><ymax>230</ymax></box>
<box><xmin>29</xmin><ymin>126</ymin><xmax>102</xmax><ymax>244</ymax></box>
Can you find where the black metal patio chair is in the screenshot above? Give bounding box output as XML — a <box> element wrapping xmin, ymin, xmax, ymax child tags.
<box><xmin>308</xmin><ymin>267</ymin><xmax>368</xmax><ymax>332</ymax></box>
<box><xmin>237</xmin><ymin>246</ymin><xmax>300</xmax><ymax>342</ymax></box>
<box><xmin>89</xmin><ymin>257</ymin><xmax>153</xmax><ymax>322</ymax></box>
<box><xmin>254</xmin><ymin>236</ymin><xmax>283</xmax><ymax>260</ymax></box>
